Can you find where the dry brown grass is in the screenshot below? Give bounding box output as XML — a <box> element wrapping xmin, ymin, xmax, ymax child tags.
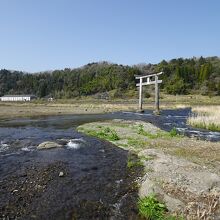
<box><xmin>0</xmin><ymin>94</ymin><xmax>219</xmax><ymax>120</ymax></box>
<box><xmin>163</xmin><ymin>182</ymin><xmax>220</xmax><ymax>219</ymax></box>
<box><xmin>0</xmin><ymin>101</ymin><xmax>138</xmax><ymax>119</ymax></box>
<box><xmin>145</xmin><ymin>137</ymin><xmax>220</xmax><ymax>173</ymax></box>
<box><xmin>187</xmin><ymin>106</ymin><xmax>220</xmax><ymax>131</ymax></box>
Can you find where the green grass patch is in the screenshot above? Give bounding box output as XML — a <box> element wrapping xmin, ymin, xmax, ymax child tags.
<box><xmin>139</xmin><ymin>155</ymin><xmax>156</xmax><ymax>161</ymax></box>
<box><xmin>138</xmin><ymin>195</ymin><xmax>167</xmax><ymax>219</ymax></box>
<box><xmin>137</xmin><ymin>125</ymin><xmax>181</xmax><ymax>139</ymax></box>
<box><xmin>127</xmin><ymin>153</ymin><xmax>144</xmax><ymax>169</ymax></box>
<box><xmin>169</xmin><ymin>127</ymin><xmax>179</xmax><ymax>137</ymax></box>
<box><xmin>137</xmin><ymin>124</ymin><xmax>162</xmax><ymax>138</ymax></box>
<box><xmin>138</xmin><ymin>195</ymin><xmax>183</xmax><ymax>220</ymax></box>
<box><xmin>191</xmin><ymin>122</ymin><xmax>220</xmax><ymax>132</ymax></box>
<box><xmin>119</xmin><ymin>143</ymin><xmax>129</xmax><ymax>148</ymax></box>
<box><xmin>127</xmin><ymin>158</ymin><xmax>143</xmax><ymax>169</ymax></box>
<box><xmin>206</xmin><ymin>123</ymin><xmax>220</xmax><ymax>131</ymax></box>
<box><xmin>83</xmin><ymin>127</ymin><xmax>120</xmax><ymax>141</ymax></box>
<box><xmin>127</xmin><ymin>138</ymin><xmax>147</xmax><ymax>149</ymax></box>
<box><xmin>137</xmin><ymin>124</ymin><xmax>145</xmax><ymax>134</ymax></box>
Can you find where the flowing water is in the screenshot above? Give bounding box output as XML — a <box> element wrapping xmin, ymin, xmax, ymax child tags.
<box><xmin>0</xmin><ymin>109</ymin><xmax>219</xmax><ymax>219</ymax></box>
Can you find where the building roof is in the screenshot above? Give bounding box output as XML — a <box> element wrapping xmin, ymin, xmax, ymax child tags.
<box><xmin>1</xmin><ymin>95</ymin><xmax>37</xmax><ymax>98</ymax></box>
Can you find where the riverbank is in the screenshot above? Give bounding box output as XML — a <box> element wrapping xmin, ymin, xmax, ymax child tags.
<box><xmin>77</xmin><ymin>119</ymin><xmax>220</xmax><ymax>219</ymax></box>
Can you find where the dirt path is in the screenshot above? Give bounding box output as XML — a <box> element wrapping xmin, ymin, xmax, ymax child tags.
<box><xmin>78</xmin><ymin>119</ymin><xmax>220</xmax><ymax>219</ymax></box>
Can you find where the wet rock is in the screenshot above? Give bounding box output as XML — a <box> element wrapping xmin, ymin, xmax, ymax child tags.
<box><xmin>56</xmin><ymin>139</ymin><xmax>69</xmax><ymax>145</ymax></box>
<box><xmin>59</xmin><ymin>172</ymin><xmax>64</xmax><ymax>177</ymax></box>
<box><xmin>37</xmin><ymin>141</ymin><xmax>62</xmax><ymax>150</ymax></box>
<box><xmin>12</xmin><ymin>189</ymin><xmax>19</xmax><ymax>194</ymax></box>
<box><xmin>66</xmin><ymin>139</ymin><xmax>86</xmax><ymax>149</ymax></box>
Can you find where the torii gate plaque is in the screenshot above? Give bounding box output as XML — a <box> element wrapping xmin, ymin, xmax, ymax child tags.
<box><xmin>135</xmin><ymin>72</ymin><xmax>163</xmax><ymax>114</ymax></box>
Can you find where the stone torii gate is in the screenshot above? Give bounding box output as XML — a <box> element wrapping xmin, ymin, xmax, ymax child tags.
<box><xmin>135</xmin><ymin>72</ymin><xmax>163</xmax><ymax>114</ymax></box>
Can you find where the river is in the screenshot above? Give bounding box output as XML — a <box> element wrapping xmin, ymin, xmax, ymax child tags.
<box><xmin>0</xmin><ymin>109</ymin><xmax>219</xmax><ymax>219</ymax></box>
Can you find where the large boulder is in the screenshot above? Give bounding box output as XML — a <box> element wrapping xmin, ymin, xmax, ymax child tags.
<box><xmin>37</xmin><ymin>141</ymin><xmax>62</xmax><ymax>150</ymax></box>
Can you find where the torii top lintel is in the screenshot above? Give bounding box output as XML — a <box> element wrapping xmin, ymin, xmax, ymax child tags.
<box><xmin>135</xmin><ymin>71</ymin><xmax>163</xmax><ymax>79</ymax></box>
<box><xmin>135</xmin><ymin>72</ymin><xmax>163</xmax><ymax>87</ymax></box>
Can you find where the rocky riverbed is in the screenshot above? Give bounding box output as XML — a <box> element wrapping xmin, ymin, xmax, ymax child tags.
<box><xmin>0</xmin><ymin>116</ymin><xmax>143</xmax><ymax>220</ymax></box>
<box><xmin>0</xmin><ymin>142</ymin><xmax>143</xmax><ymax>220</ymax></box>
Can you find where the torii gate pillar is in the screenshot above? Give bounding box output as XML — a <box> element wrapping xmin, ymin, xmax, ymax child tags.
<box><xmin>139</xmin><ymin>77</ymin><xmax>143</xmax><ymax>111</ymax></box>
<box><xmin>154</xmin><ymin>75</ymin><xmax>160</xmax><ymax>114</ymax></box>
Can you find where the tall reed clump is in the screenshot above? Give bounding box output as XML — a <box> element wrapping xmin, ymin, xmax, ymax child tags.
<box><xmin>187</xmin><ymin>106</ymin><xmax>220</xmax><ymax>131</ymax></box>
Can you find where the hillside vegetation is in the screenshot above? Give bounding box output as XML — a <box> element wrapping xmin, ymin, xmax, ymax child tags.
<box><xmin>0</xmin><ymin>56</ymin><xmax>220</xmax><ymax>98</ymax></box>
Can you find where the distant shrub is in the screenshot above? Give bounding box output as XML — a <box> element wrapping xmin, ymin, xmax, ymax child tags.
<box><xmin>169</xmin><ymin>128</ymin><xmax>178</xmax><ymax>137</ymax></box>
<box><xmin>144</xmin><ymin>91</ymin><xmax>151</xmax><ymax>98</ymax></box>
<box><xmin>109</xmin><ymin>89</ymin><xmax>123</xmax><ymax>99</ymax></box>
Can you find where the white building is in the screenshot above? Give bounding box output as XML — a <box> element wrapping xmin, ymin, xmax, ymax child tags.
<box><xmin>0</xmin><ymin>95</ymin><xmax>37</xmax><ymax>102</ymax></box>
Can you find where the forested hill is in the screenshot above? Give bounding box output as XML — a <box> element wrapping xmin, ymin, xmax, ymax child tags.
<box><xmin>0</xmin><ymin>57</ymin><xmax>220</xmax><ymax>98</ymax></box>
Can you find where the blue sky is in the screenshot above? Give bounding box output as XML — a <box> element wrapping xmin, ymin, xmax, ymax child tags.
<box><xmin>0</xmin><ymin>0</ymin><xmax>219</xmax><ymax>72</ymax></box>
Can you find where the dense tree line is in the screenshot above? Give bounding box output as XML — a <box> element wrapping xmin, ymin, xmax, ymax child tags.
<box><xmin>156</xmin><ymin>56</ymin><xmax>220</xmax><ymax>95</ymax></box>
<box><xmin>0</xmin><ymin>57</ymin><xmax>220</xmax><ymax>98</ymax></box>
<box><xmin>0</xmin><ymin>62</ymin><xmax>140</xmax><ymax>98</ymax></box>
